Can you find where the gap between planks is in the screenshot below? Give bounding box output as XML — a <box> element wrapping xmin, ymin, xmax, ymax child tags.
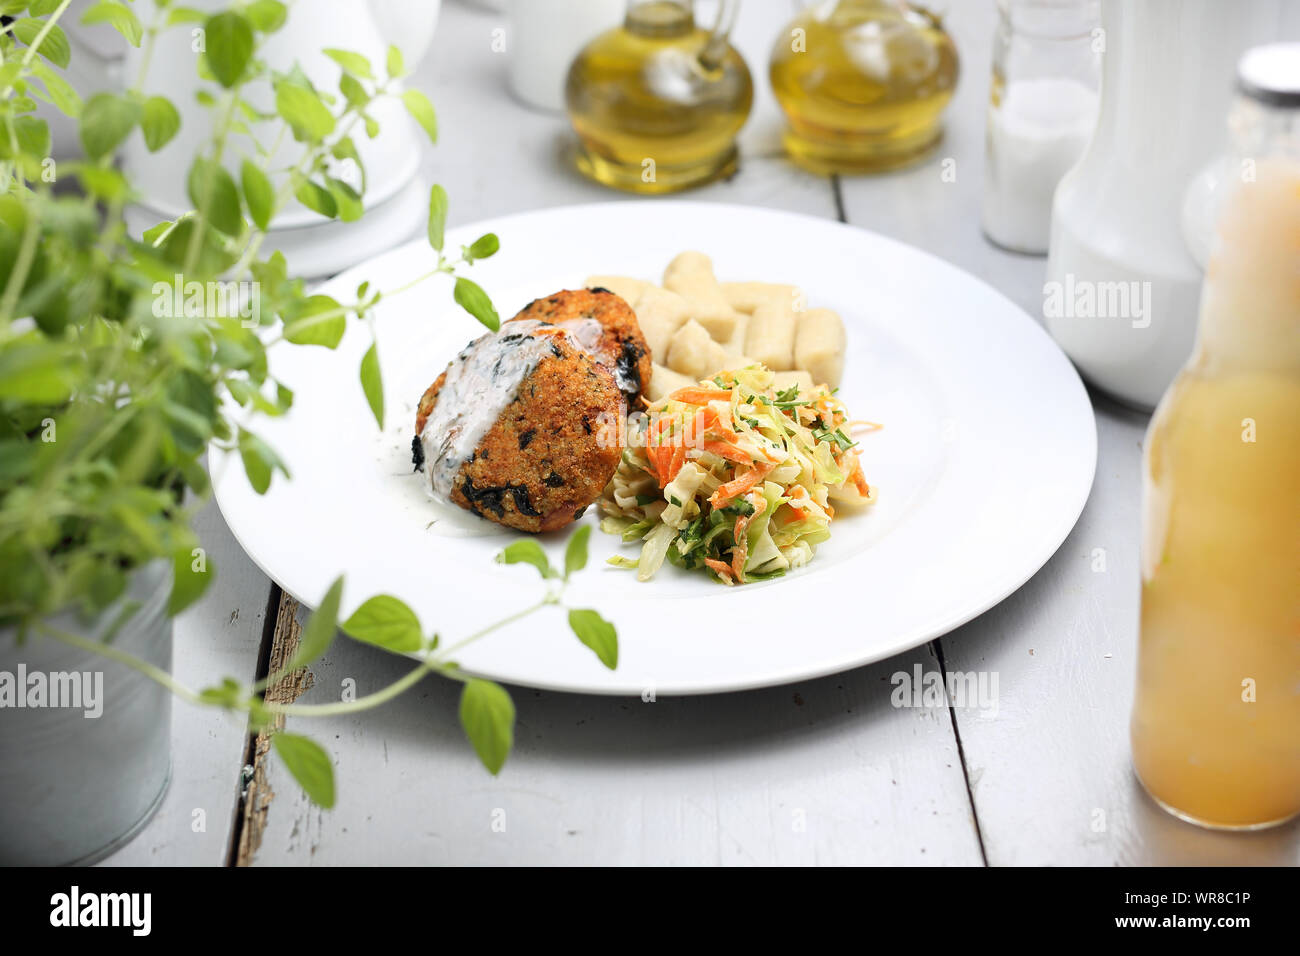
<box><xmin>226</xmin><ymin>585</ymin><xmax>312</xmax><ymax>867</ymax></box>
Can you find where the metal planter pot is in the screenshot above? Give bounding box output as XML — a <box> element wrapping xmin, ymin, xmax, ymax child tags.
<box><xmin>0</xmin><ymin>560</ymin><xmax>173</xmax><ymax>865</ymax></box>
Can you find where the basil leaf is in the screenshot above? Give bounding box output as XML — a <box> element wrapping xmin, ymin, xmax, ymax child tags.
<box><xmin>386</xmin><ymin>44</ymin><xmax>404</xmax><ymax>79</ymax></box>
<box><xmin>202</xmin><ymin>12</ymin><xmax>254</xmax><ymax>88</ymax></box>
<box><xmin>168</xmin><ymin>546</ymin><xmax>214</xmax><ymax>616</ymax></box>
<box><xmin>339</xmin><ymin>73</ymin><xmax>369</xmax><ymax>108</ymax></box>
<box><xmin>0</xmin><ymin>342</ymin><xmax>78</xmax><ymax>403</ymax></box>
<box><xmin>31</xmin><ymin>61</ymin><xmax>81</xmax><ymax>117</ymax></box>
<box><xmin>80</xmin><ymin>1</ymin><xmax>144</xmax><ymax>47</ymax></box>
<box><xmin>426</xmin><ymin>183</ymin><xmax>447</xmax><ymax>252</ymax></box>
<box><xmin>275</xmin><ymin>81</ymin><xmax>336</xmax><ymax>143</ymax></box>
<box><xmin>186</xmin><ymin>157</ymin><xmax>243</xmax><ymax>237</ymax></box>
<box><xmin>401</xmin><ymin>88</ymin><xmax>437</xmax><ymax>144</ymax></box>
<box><xmin>79</xmin><ymin>92</ymin><xmax>139</xmax><ymax>160</ymax></box>
<box><xmin>323</xmin><ymin>48</ymin><xmax>372</xmax><ymax>79</ymax></box>
<box><xmin>454</xmin><ymin>277</ymin><xmax>499</xmax><ymax>331</ymax></box>
<box><xmin>241</xmin><ymin>158</ymin><xmax>274</xmax><ymax>231</ymax></box>
<box><xmin>282</xmin><ymin>576</ymin><xmax>343</xmax><ymax>674</ymax></box>
<box><xmin>237</xmin><ymin>427</ymin><xmax>288</xmax><ymax>494</ymax></box>
<box><xmin>140</xmin><ymin>95</ymin><xmax>181</xmax><ymax>152</ymax></box>
<box><xmin>326</xmin><ymin>176</ymin><xmax>362</xmax><ymax>222</ymax></box>
<box><xmin>283</xmin><ymin>294</ymin><xmax>345</xmax><ymax>348</ymax></box>
<box><xmin>459</xmin><ymin>679</ymin><xmax>514</xmax><ymax>775</ymax></box>
<box><xmin>272</xmin><ymin>733</ymin><xmax>335</xmax><ymax>808</ymax></box>
<box><xmin>496</xmin><ymin>539</ymin><xmax>553</xmax><ymax>579</ymax></box>
<box><xmin>568</xmin><ymin>608</ymin><xmax>618</xmax><ymax>670</ymax></box>
<box><xmin>294</xmin><ymin>177</ymin><xmax>337</xmax><ymax>219</ymax></box>
<box><xmin>467</xmin><ymin>232</ymin><xmax>499</xmax><ymax>262</ymax></box>
<box><xmin>342</xmin><ymin>595</ymin><xmax>423</xmax><ymax>652</ymax></box>
<box><xmin>167</xmin><ymin>6</ymin><xmax>208</xmax><ymax>26</ymax></box>
<box><xmin>564</xmin><ymin>524</ymin><xmax>590</xmax><ymax>579</ymax></box>
<box><xmin>245</xmin><ymin>0</ymin><xmax>287</xmax><ymax>33</ymax></box>
<box><xmin>12</xmin><ymin>18</ymin><xmax>71</xmax><ymax>68</ymax></box>
<box><xmin>359</xmin><ymin>342</ymin><xmax>383</xmax><ymax>429</ymax></box>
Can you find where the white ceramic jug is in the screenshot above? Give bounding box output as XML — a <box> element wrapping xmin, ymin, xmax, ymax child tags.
<box><xmin>121</xmin><ymin>0</ymin><xmax>441</xmax><ymax>276</ymax></box>
<box><xmin>1044</xmin><ymin>0</ymin><xmax>1288</xmax><ymax>409</ymax></box>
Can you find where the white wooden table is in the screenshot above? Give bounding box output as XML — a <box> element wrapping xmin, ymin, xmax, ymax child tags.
<box><xmin>102</xmin><ymin>0</ymin><xmax>1300</xmax><ymax>867</ymax></box>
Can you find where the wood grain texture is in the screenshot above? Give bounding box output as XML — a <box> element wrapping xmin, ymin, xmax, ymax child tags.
<box><xmin>233</xmin><ymin>593</ymin><xmax>315</xmax><ymax>867</ymax></box>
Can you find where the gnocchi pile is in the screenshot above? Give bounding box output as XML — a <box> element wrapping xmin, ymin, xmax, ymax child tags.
<box><xmin>586</xmin><ymin>251</ymin><xmax>846</xmax><ymax>403</ymax></box>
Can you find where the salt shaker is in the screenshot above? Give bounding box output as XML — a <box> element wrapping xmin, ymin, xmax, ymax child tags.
<box><xmin>980</xmin><ymin>0</ymin><xmax>1100</xmax><ymax>254</ymax></box>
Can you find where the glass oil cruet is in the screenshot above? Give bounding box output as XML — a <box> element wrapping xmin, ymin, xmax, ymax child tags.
<box><xmin>769</xmin><ymin>0</ymin><xmax>959</xmax><ymax>174</ymax></box>
<box><xmin>565</xmin><ymin>0</ymin><xmax>753</xmax><ymax>193</ymax></box>
<box><xmin>1131</xmin><ymin>43</ymin><xmax>1300</xmax><ymax>831</ymax></box>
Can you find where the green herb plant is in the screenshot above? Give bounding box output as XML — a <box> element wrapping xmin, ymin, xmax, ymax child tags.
<box><xmin>0</xmin><ymin>0</ymin><xmax>617</xmax><ymax>805</ymax></box>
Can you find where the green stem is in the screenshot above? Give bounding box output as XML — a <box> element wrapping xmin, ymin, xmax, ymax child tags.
<box><xmin>262</xmin><ymin>655</ymin><xmax>452</xmax><ymax>717</ymax></box>
<box><xmin>0</xmin><ymin>185</ymin><xmax>44</xmax><ymax>323</ymax></box>
<box><xmin>35</xmin><ymin>621</ymin><xmax>204</xmax><ymax>706</ymax></box>
<box><xmin>182</xmin><ymin>89</ymin><xmax>241</xmax><ymax>276</ymax></box>
<box><xmin>435</xmin><ymin>596</ymin><xmax>556</xmax><ymax>659</ymax></box>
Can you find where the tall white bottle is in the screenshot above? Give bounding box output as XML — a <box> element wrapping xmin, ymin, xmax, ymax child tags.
<box><xmin>1044</xmin><ymin>0</ymin><xmax>1285</xmax><ymax>409</ymax></box>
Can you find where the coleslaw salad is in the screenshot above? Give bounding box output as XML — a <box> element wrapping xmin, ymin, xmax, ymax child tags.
<box><xmin>598</xmin><ymin>366</ymin><xmax>877</xmax><ymax>585</ymax></box>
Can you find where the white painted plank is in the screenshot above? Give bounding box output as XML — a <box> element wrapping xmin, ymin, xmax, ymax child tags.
<box><xmin>941</xmin><ymin>405</ymin><xmax>1299</xmax><ymax>865</ymax></box>
<box><xmin>249</xmin><ymin>623</ymin><xmax>981</xmax><ymax>866</ymax></box>
<box><xmin>98</xmin><ymin>498</ymin><xmax>271</xmax><ymax>866</ymax></box>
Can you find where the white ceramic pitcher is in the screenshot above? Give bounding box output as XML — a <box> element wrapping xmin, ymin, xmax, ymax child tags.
<box><xmin>121</xmin><ymin>0</ymin><xmax>441</xmax><ymax>276</ymax></box>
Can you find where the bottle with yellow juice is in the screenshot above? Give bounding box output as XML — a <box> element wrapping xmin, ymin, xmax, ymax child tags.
<box><xmin>1131</xmin><ymin>44</ymin><xmax>1300</xmax><ymax>830</ymax></box>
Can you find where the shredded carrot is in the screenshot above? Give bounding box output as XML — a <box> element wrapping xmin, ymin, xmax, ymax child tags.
<box><xmin>704</xmin><ymin>557</ymin><xmax>735</xmax><ymax>584</ymax></box>
<box><xmin>786</xmin><ymin>484</ymin><xmax>809</xmax><ymax>520</ymax></box>
<box><xmin>849</xmin><ymin>419</ymin><xmax>883</xmax><ymax>433</ymax></box>
<box><xmin>645</xmin><ymin>415</ymin><xmax>678</xmax><ymax>487</ymax></box>
<box><xmin>697</xmin><ymin>440</ymin><xmax>751</xmax><ymax>464</ymax></box>
<box><xmin>709</xmin><ymin>460</ymin><xmax>776</xmax><ymax>508</ymax></box>
<box><xmin>669</xmin><ymin>386</ymin><xmax>733</xmax><ymax>406</ymax></box>
<box><xmin>849</xmin><ymin>456</ymin><xmax>871</xmax><ymax>497</ymax></box>
<box><xmin>690</xmin><ymin>405</ymin><xmax>740</xmax><ymax>443</ymax></box>
<box><xmin>730</xmin><ymin>491</ymin><xmax>763</xmax><ymax>579</ymax></box>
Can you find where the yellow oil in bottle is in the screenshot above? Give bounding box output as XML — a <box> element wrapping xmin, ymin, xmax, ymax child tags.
<box><xmin>770</xmin><ymin>0</ymin><xmax>959</xmax><ymax>174</ymax></box>
<box><xmin>1131</xmin><ymin>158</ymin><xmax>1300</xmax><ymax>830</ymax></box>
<box><xmin>565</xmin><ymin>0</ymin><xmax>753</xmax><ymax>194</ymax></box>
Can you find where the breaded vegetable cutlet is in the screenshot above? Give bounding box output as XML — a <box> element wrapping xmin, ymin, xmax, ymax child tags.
<box><xmin>414</xmin><ymin>303</ymin><xmax>627</xmax><ymax>534</ymax></box>
<box><xmin>511</xmin><ymin>288</ymin><xmax>652</xmax><ymax>406</ymax></box>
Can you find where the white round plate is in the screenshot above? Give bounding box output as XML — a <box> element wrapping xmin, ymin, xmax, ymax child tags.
<box><xmin>212</xmin><ymin>202</ymin><xmax>1096</xmax><ymax>695</ymax></box>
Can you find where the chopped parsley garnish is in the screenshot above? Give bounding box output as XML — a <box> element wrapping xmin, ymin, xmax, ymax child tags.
<box><xmin>813</xmin><ymin>426</ymin><xmax>858</xmax><ymax>451</ymax></box>
<box><xmin>775</xmin><ymin>384</ymin><xmax>800</xmax><ymax>403</ymax></box>
<box><xmin>721</xmin><ymin>498</ymin><xmax>755</xmax><ymax>518</ymax></box>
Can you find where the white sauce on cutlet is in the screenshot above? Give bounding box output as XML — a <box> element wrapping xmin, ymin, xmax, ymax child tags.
<box><xmin>419</xmin><ymin>318</ymin><xmax>604</xmax><ymax>500</ymax></box>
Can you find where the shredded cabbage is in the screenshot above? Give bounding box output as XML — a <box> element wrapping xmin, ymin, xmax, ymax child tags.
<box><xmin>597</xmin><ymin>364</ymin><xmax>877</xmax><ymax>585</ymax></box>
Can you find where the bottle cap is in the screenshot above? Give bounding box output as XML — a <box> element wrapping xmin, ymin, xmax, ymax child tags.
<box><xmin>1237</xmin><ymin>43</ymin><xmax>1300</xmax><ymax>108</ymax></box>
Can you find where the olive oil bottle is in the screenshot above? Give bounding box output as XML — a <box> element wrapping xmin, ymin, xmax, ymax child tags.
<box><xmin>770</xmin><ymin>0</ymin><xmax>959</xmax><ymax>174</ymax></box>
<box><xmin>565</xmin><ymin>0</ymin><xmax>752</xmax><ymax>193</ymax></box>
